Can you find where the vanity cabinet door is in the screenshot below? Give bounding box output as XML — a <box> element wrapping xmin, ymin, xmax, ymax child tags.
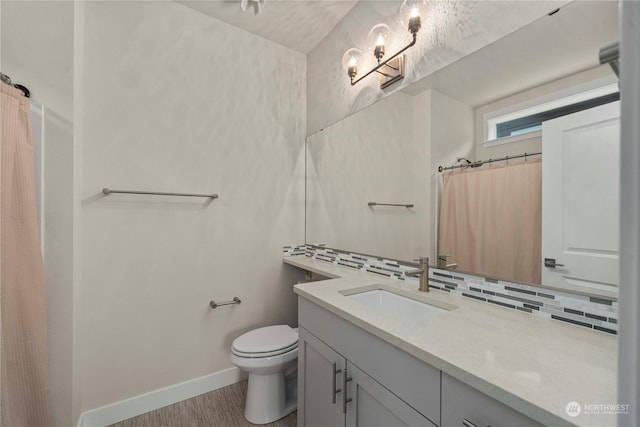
<box><xmin>345</xmin><ymin>362</ymin><xmax>436</xmax><ymax>427</ymax></box>
<box><xmin>441</xmin><ymin>373</ymin><xmax>542</xmax><ymax>427</ymax></box>
<box><xmin>298</xmin><ymin>326</ymin><xmax>346</xmax><ymax>427</ymax></box>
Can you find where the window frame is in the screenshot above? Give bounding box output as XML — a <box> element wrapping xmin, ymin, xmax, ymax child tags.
<box><xmin>483</xmin><ymin>77</ymin><xmax>619</xmax><ymax>147</ymax></box>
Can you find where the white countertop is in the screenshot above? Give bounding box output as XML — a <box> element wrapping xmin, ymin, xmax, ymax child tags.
<box><xmin>285</xmin><ymin>256</ymin><xmax>618</xmax><ymax>427</ymax></box>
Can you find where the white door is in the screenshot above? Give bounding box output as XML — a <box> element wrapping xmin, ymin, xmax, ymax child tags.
<box><xmin>541</xmin><ymin>101</ymin><xmax>620</xmax><ymax>298</ymax></box>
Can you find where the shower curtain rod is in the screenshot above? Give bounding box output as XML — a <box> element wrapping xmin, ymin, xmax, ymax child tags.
<box><xmin>599</xmin><ymin>41</ymin><xmax>620</xmax><ymax>77</ymax></box>
<box><xmin>438</xmin><ymin>152</ymin><xmax>541</xmax><ymax>172</ymax></box>
<box><xmin>0</xmin><ymin>72</ymin><xmax>30</xmax><ymax>98</ymax></box>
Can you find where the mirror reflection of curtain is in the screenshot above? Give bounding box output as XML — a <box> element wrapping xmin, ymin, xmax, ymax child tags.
<box><xmin>0</xmin><ymin>83</ymin><xmax>52</xmax><ymax>426</ymax></box>
<box><xmin>438</xmin><ymin>159</ymin><xmax>542</xmax><ymax>284</ymax></box>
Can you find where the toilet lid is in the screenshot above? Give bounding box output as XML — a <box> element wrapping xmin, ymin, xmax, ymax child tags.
<box><xmin>232</xmin><ymin>341</ymin><xmax>298</xmax><ymax>358</ymax></box>
<box><xmin>232</xmin><ymin>325</ymin><xmax>298</xmax><ymax>354</ymax></box>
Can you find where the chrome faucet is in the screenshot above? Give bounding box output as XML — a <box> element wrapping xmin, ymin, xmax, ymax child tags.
<box><xmin>405</xmin><ymin>257</ymin><xmax>430</xmax><ymax>292</ymax></box>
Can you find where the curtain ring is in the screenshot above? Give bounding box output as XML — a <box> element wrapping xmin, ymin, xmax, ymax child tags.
<box><xmin>13</xmin><ymin>84</ymin><xmax>30</xmax><ymax>98</ymax></box>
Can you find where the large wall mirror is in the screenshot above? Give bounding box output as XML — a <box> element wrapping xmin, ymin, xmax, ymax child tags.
<box><xmin>305</xmin><ymin>1</ymin><xmax>619</xmax><ymax>299</ymax></box>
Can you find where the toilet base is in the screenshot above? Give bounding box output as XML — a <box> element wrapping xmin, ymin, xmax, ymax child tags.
<box><xmin>244</xmin><ymin>370</ymin><xmax>297</xmax><ymax>424</ymax></box>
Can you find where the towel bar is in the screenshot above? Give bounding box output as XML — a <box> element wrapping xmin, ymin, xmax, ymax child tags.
<box><xmin>103</xmin><ymin>188</ymin><xmax>218</xmax><ymax>199</ymax></box>
<box><xmin>368</xmin><ymin>202</ymin><xmax>414</xmax><ymax>208</ymax></box>
<box><xmin>210</xmin><ymin>297</ymin><xmax>241</xmax><ymax>309</ymax></box>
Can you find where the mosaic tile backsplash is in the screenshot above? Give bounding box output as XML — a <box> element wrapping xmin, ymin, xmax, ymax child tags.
<box><xmin>284</xmin><ymin>245</ymin><xmax>618</xmax><ymax>335</ymax></box>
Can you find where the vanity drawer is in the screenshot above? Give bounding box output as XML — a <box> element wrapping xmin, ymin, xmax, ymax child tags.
<box><xmin>299</xmin><ymin>297</ymin><xmax>441</xmax><ymax>425</ymax></box>
<box><xmin>441</xmin><ymin>373</ymin><xmax>542</xmax><ymax>427</ymax></box>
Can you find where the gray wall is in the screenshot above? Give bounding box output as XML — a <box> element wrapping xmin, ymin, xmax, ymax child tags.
<box><xmin>78</xmin><ymin>1</ymin><xmax>306</xmax><ymax>412</ymax></box>
<box><xmin>2</xmin><ymin>0</ymin><xmax>308</xmax><ymax>422</ymax></box>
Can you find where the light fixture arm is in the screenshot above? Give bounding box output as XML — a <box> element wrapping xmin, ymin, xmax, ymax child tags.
<box><xmin>376</xmin><ymin>63</ymin><xmax>400</xmax><ymax>75</ymax></box>
<box><xmin>350</xmin><ymin>33</ymin><xmax>417</xmax><ymax>86</ymax></box>
<box><xmin>376</xmin><ymin>70</ymin><xmax>397</xmax><ymax>78</ymax></box>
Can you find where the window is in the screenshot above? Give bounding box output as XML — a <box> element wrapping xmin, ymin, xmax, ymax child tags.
<box><xmin>484</xmin><ymin>81</ymin><xmax>619</xmax><ymax>146</ymax></box>
<box><xmin>495</xmin><ymin>92</ymin><xmax>619</xmax><ymax>138</ymax></box>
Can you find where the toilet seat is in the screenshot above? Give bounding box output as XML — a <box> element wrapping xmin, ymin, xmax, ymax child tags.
<box><xmin>232</xmin><ymin>341</ymin><xmax>298</xmax><ymax>358</ymax></box>
<box><xmin>232</xmin><ymin>325</ymin><xmax>298</xmax><ymax>359</ymax></box>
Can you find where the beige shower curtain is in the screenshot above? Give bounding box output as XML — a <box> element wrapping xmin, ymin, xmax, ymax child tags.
<box><xmin>0</xmin><ymin>83</ymin><xmax>52</xmax><ymax>426</ymax></box>
<box><xmin>439</xmin><ymin>159</ymin><xmax>542</xmax><ymax>284</ymax></box>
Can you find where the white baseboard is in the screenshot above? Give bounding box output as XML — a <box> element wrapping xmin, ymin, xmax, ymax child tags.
<box><xmin>77</xmin><ymin>367</ymin><xmax>248</xmax><ymax>427</ymax></box>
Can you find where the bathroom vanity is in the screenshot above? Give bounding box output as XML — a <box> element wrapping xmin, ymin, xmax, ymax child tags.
<box><xmin>286</xmin><ymin>257</ymin><xmax>617</xmax><ymax>427</ymax></box>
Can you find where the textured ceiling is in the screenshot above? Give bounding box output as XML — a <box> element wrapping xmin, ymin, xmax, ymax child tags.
<box><xmin>178</xmin><ymin>0</ymin><xmax>359</xmax><ymax>53</ymax></box>
<box><xmin>401</xmin><ymin>0</ymin><xmax>619</xmax><ymax>107</ymax></box>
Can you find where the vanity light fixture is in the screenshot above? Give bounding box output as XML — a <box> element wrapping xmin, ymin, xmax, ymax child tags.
<box><xmin>368</xmin><ymin>24</ymin><xmax>392</xmax><ymax>63</ymax></box>
<box><xmin>401</xmin><ymin>0</ymin><xmax>424</xmax><ymax>36</ymax></box>
<box><xmin>342</xmin><ymin>48</ymin><xmax>364</xmax><ymax>81</ymax></box>
<box><xmin>343</xmin><ymin>0</ymin><xmax>425</xmax><ymax>89</ymax></box>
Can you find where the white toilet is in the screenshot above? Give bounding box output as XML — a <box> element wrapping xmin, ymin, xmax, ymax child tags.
<box><xmin>230</xmin><ymin>325</ymin><xmax>298</xmax><ymax>424</ymax></box>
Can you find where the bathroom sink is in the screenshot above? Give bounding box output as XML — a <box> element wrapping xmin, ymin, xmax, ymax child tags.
<box><xmin>343</xmin><ymin>287</ymin><xmax>452</xmax><ymax>323</ymax></box>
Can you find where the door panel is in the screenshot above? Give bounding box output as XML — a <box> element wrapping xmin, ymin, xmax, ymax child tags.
<box><xmin>542</xmin><ymin>101</ymin><xmax>620</xmax><ymax>297</ymax></box>
<box><xmin>345</xmin><ymin>362</ymin><xmax>435</xmax><ymax>427</ymax></box>
<box><xmin>298</xmin><ymin>327</ymin><xmax>345</xmax><ymax>427</ymax></box>
<box><xmin>441</xmin><ymin>373</ymin><xmax>542</xmax><ymax>427</ymax></box>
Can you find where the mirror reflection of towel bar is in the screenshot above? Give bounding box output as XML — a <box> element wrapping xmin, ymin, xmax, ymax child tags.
<box><xmin>368</xmin><ymin>202</ymin><xmax>414</xmax><ymax>208</ymax></box>
<box><xmin>103</xmin><ymin>188</ymin><xmax>219</xmax><ymax>199</ymax></box>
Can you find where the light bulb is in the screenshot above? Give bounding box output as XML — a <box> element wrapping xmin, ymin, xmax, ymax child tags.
<box><xmin>399</xmin><ymin>0</ymin><xmax>426</xmax><ymax>35</ymax></box>
<box><xmin>341</xmin><ymin>48</ymin><xmax>363</xmax><ymax>81</ymax></box>
<box><xmin>367</xmin><ymin>23</ymin><xmax>391</xmax><ymax>63</ymax></box>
